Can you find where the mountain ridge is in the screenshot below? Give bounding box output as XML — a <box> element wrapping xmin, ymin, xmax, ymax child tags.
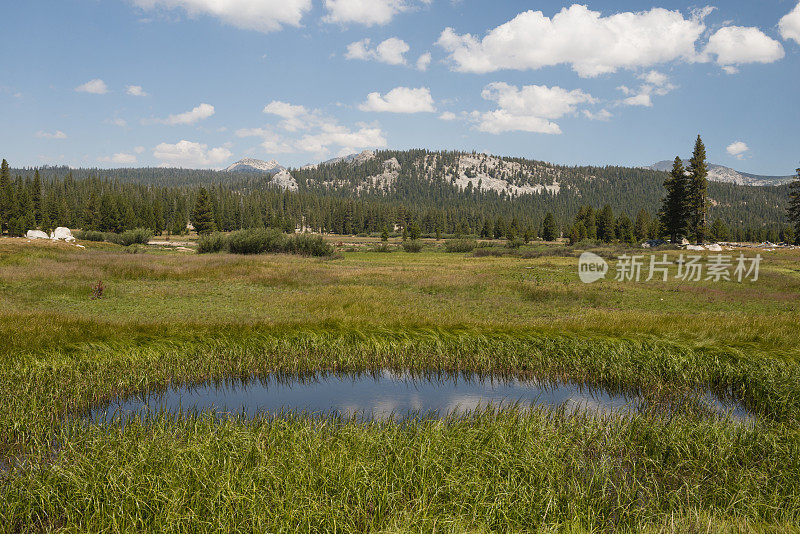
<box><xmin>649</xmin><ymin>160</ymin><xmax>794</xmax><ymax>187</ymax></box>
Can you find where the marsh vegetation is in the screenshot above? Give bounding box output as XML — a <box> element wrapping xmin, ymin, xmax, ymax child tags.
<box><xmin>1</xmin><ymin>237</ymin><xmax>799</xmax><ymax>531</ymax></box>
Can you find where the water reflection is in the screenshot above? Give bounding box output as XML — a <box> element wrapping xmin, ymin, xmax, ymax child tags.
<box><xmin>91</xmin><ymin>370</ymin><xmax>752</xmax><ymax>423</ymax></box>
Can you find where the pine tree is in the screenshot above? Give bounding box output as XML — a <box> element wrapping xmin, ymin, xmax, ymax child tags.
<box><xmin>596</xmin><ymin>205</ymin><xmax>615</xmax><ymax>242</ymax></box>
<box><xmin>32</xmin><ymin>170</ymin><xmax>43</xmax><ymax>226</ymax></box>
<box><xmin>687</xmin><ymin>136</ymin><xmax>709</xmax><ymax>244</ymax></box>
<box><xmin>634</xmin><ymin>209</ymin><xmax>651</xmax><ymax>243</ymax></box>
<box><xmin>192</xmin><ymin>188</ymin><xmax>216</xmax><ymax>235</ymax></box>
<box><xmin>788</xmin><ymin>168</ymin><xmax>800</xmax><ymax>245</ymax></box>
<box><xmin>0</xmin><ymin>159</ymin><xmax>11</xmax><ymax>234</ymax></box>
<box><xmin>381</xmin><ymin>226</ymin><xmax>389</xmax><ymax>242</ymax></box>
<box><xmin>660</xmin><ymin>157</ymin><xmax>689</xmax><ymax>243</ymax></box>
<box><xmin>541</xmin><ymin>212</ymin><xmax>558</xmax><ymax>241</ymax></box>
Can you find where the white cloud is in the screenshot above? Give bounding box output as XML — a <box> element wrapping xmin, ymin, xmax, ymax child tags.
<box><xmin>779</xmin><ymin>3</ymin><xmax>800</xmax><ymax>44</ymax></box>
<box><xmin>470</xmin><ymin>82</ymin><xmax>596</xmax><ymax>134</ymax></box>
<box><xmin>153</xmin><ymin>140</ymin><xmax>232</xmax><ymax>167</ymax></box>
<box><xmin>144</xmin><ymin>103</ymin><xmax>215</xmax><ymax>126</ymax></box>
<box><xmin>36</xmin><ymin>130</ymin><xmax>68</xmax><ymax>139</ymax></box>
<box><xmin>239</xmin><ymin>101</ymin><xmax>388</xmax><ymax>156</ymax></box>
<box><xmin>704</xmin><ymin>26</ymin><xmax>784</xmax><ymax>67</ymax></box>
<box><xmin>132</xmin><ymin>0</ymin><xmax>311</xmax><ymax>32</ymax></box>
<box><xmin>134</xmin><ymin>146</ymin><xmax>146</xmax><ymax>154</ymax></box>
<box><xmin>359</xmin><ymin>87</ymin><xmax>435</xmax><ymax>113</ymax></box>
<box><xmin>416</xmin><ymin>52</ymin><xmax>432</xmax><ymax>71</ymax></box>
<box><xmin>75</xmin><ymin>79</ymin><xmax>109</xmax><ymax>94</ymax></box>
<box><xmin>108</xmin><ymin>118</ymin><xmax>128</xmax><ymax>127</ymax></box>
<box><xmin>726</xmin><ymin>141</ymin><xmax>749</xmax><ymax>159</ymax></box>
<box><xmin>583</xmin><ymin>109</ymin><xmax>612</xmax><ymax>121</ymax></box>
<box><xmin>323</xmin><ymin>0</ymin><xmax>408</xmax><ymax>26</ymax></box>
<box><xmin>617</xmin><ymin>71</ymin><xmax>676</xmax><ymax>107</ymax></box>
<box><xmin>437</xmin><ymin>5</ymin><xmax>707</xmax><ymax>77</ymax></box>
<box><xmin>126</xmin><ymin>85</ymin><xmax>148</xmax><ymax>97</ymax></box>
<box><xmin>345</xmin><ymin>38</ymin><xmax>409</xmax><ymax>65</ymax></box>
<box><xmin>98</xmin><ymin>153</ymin><xmax>138</xmax><ymax>165</ymax></box>
<box><xmin>438</xmin><ymin>111</ymin><xmax>457</xmax><ymax>121</ymax></box>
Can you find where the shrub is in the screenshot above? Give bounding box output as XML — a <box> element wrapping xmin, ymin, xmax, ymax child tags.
<box><xmin>445</xmin><ymin>239</ymin><xmax>477</xmax><ymax>253</ymax></box>
<box><xmin>116</xmin><ymin>228</ymin><xmax>152</xmax><ymax>247</ymax></box>
<box><xmin>287</xmin><ymin>233</ymin><xmax>334</xmax><ymax>257</ymax></box>
<box><xmin>506</xmin><ymin>238</ymin><xmax>524</xmax><ymax>249</ymax></box>
<box><xmin>74</xmin><ymin>230</ymin><xmax>105</xmax><ymax>242</ymax></box>
<box><xmin>197</xmin><ymin>232</ymin><xmax>228</xmax><ymax>254</ymax></box>
<box><xmin>373</xmin><ymin>243</ymin><xmax>394</xmax><ymax>253</ymax></box>
<box><xmin>402</xmin><ymin>240</ymin><xmax>423</xmax><ymax>253</ymax></box>
<box><xmin>227</xmin><ymin>228</ymin><xmax>287</xmax><ymax>255</ymax></box>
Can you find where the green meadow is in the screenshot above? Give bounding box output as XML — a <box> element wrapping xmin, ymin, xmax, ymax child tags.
<box><xmin>1</xmin><ymin>237</ymin><xmax>799</xmax><ymax>532</ymax></box>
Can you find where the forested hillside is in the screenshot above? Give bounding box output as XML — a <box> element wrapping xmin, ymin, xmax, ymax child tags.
<box><xmin>3</xmin><ymin>149</ymin><xmax>791</xmax><ymax>241</ymax></box>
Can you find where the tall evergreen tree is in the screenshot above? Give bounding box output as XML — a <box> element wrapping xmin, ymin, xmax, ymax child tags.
<box><xmin>687</xmin><ymin>136</ymin><xmax>709</xmax><ymax>243</ymax></box>
<box><xmin>660</xmin><ymin>157</ymin><xmax>689</xmax><ymax>243</ymax></box>
<box><xmin>192</xmin><ymin>188</ymin><xmax>216</xmax><ymax>235</ymax></box>
<box><xmin>634</xmin><ymin>209</ymin><xmax>651</xmax><ymax>242</ymax></box>
<box><xmin>0</xmin><ymin>159</ymin><xmax>11</xmax><ymax>234</ymax></box>
<box><xmin>788</xmin><ymin>168</ymin><xmax>800</xmax><ymax>245</ymax></box>
<box><xmin>596</xmin><ymin>204</ymin><xmax>615</xmax><ymax>242</ymax></box>
<box><xmin>541</xmin><ymin>212</ymin><xmax>558</xmax><ymax>241</ymax></box>
<box><xmin>32</xmin><ymin>170</ymin><xmax>43</xmax><ymax>225</ymax></box>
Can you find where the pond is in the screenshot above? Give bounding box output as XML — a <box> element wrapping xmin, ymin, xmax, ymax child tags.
<box><xmin>91</xmin><ymin>371</ymin><xmax>753</xmax><ymax>423</ymax></box>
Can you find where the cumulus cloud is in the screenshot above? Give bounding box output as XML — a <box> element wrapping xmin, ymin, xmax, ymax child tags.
<box><xmin>237</xmin><ymin>101</ymin><xmax>387</xmax><ymax>156</ymax></box>
<box><xmin>437</xmin><ymin>5</ymin><xmax>707</xmax><ymax>77</ymax></box>
<box><xmin>36</xmin><ymin>130</ymin><xmax>67</xmax><ymax>139</ymax></box>
<box><xmin>703</xmin><ymin>26</ymin><xmax>784</xmax><ymax>67</ymax></box>
<box><xmin>438</xmin><ymin>111</ymin><xmax>457</xmax><ymax>121</ymax></box>
<box><xmin>323</xmin><ymin>0</ymin><xmax>409</xmax><ymax>26</ymax></box>
<box><xmin>780</xmin><ymin>3</ymin><xmax>800</xmax><ymax>44</ymax></box>
<box><xmin>75</xmin><ymin>79</ymin><xmax>109</xmax><ymax>94</ymax></box>
<box><xmin>345</xmin><ymin>38</ymin><xmax>409</xmax><ymax>65</ymax></box>
<box><xmin>107</xmin><ymin>118</ymin><xmax>128</xmax><ymax>127</ymax></box>
<box><xmin>416</xmin><ymin>52</ymin><xmax>432</xmax><ymax>71</ymax></box>
<box><xmin>359</xmin><ymin>87</ymin><xmax>435</xmax><ymax>113</ymax></box>
<box><xmin>470</xmin><ymin>82</ymin><xmax>596</xmax><ymax>134</ymax></box>
<box><xmin>726</xmin><ymin>141</ymin><xmax>749</xmax><ymax>159</ymax></box>
<box><xmin>143</xmin><ymin>103</ymin><xmax>215</xmax><ymax>126</ymax></box>
<box><xmin>132</xmin><ymin>0</ymin><xmax>311</xmax><ymax>32</ymax></box>
<box><xmin>134</xmin><ymin>146</ymin><xmax>146</xmax><ymax>154</ymax></box>
<box><xmin>98</xmin><ymin>153</ymin><xmax>138</xmax><ymax>165</ymax></box>
<box><xmin>153</xmin><ymin>140</ymin><xmax>232</xmax><ymax>167</ymax></box>
<box><xmin>126</xmin><ymin>85</ymin><xmax>148</xmax><ymax>97</ymax></box>
<box><xmin>617</xmin><ymin>70</ymin><xmax>677</xmax><ymax>107</ymax></box>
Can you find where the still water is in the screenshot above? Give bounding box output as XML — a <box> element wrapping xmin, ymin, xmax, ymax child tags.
<box><xmin>91</xmin><ymin>371</ymin><xmax>752</xmax><ymax>423</ymax></box>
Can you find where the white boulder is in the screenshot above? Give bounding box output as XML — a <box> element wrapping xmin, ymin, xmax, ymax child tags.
<box><xmin>26</xmin><ymin>230</ymin><xmax>50</xmax><ymax>240</ymax></box>
<box><xmin>51</xmin><ymin>227</ymin><xmax>75</xmax><ymax>242</ymax></box>
<box><xmin>706</xmin><ymin>243</ymin><xmax>723</xmax><ymax>252</ymax></box>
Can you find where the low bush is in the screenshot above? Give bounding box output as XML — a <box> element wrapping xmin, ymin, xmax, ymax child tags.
<box><xmin>227</xmin><ymin>228</ymin><xmax>287</xmax><ymax>255</ymax></box>
<box><xmin>198</xmin><ymin>229</ymin><xmax>334</xmax><ymax>257</ymax></box>
<box><xmin>74</xmin><ymin>230</ymin><xmax>105</xmax><ymax>242</ymax></box>
<box><xmin>373</xmin><ymin>243</ymin><xmax>394</xmax><ymax>253</ymax></box>
<box><xmin>402</xmin><ymin>240</ymin><xmax>424</xmax><ymax>253</ymax></box>
<box><xmin>287</xmin><ymin>233</ymin><xmax>334</xmax><ymax>257</ymax></box>
<box><xmin>115</xmin><ymin>228</ymin><xmax>152</xmax><ymax>247</ymax></box>
<box><xmin>197</xmin><ymin>232</ymin><xmax>228</xmax><ymax>254</ymax></box>
<box><xmin>445</xmin><ymin>239</ymin><xmax>477</xmax><ymax>253</ymax></box>
<box><xmin>473</xmin><ymin>247</ymin><xmax>508</xmax><ymax>257</ymax></box>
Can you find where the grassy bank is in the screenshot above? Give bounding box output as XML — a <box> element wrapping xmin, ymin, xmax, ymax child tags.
<box><xmin>1</xmin><ymin>238</ymin><xmax>799</xmax><ymax>531</ymax></box>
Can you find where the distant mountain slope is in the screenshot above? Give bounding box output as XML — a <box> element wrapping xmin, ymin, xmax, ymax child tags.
<box><xmin>224</xmin><ymin>158</ymin><xmax>284</xmax><ymax>174</ymax></box>
<box><xmin>649</xmin><ymin>160</ymin><xmax>794</xmax><ymax>187</ymax></box>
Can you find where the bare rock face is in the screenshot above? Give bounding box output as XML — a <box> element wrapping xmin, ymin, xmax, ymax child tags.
<box><xmin>51</xmin><ymin>227</ymin><xmax>75</xmax><ymax>242</ymax></box>
<box><xmin>271</xmin><ymin>170</ymin><xmax>298</xmax><ymax>192</ymax></box>
<box><xmin>26</xmin><ymin>230</ymin><xmax>49</xmax><ymax>240</ymax></box>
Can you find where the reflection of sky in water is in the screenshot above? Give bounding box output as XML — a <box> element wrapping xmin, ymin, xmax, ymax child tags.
<box><xmin>93</xmin><ymin>373</ymin><xmax>751</xmax><ymax>423</ymax></box>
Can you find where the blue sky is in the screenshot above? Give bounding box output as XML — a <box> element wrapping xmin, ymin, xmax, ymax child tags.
<box><xmin>2</xmin><ymin>0</ymin><xmax>799</xmax><ymax>175</ymax></box>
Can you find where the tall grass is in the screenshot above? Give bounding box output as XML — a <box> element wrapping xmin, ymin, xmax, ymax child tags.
<box><xmin>74</xmin><ymin>228</ymin><xmax>151</xmax><ymax>246</ymax></box>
